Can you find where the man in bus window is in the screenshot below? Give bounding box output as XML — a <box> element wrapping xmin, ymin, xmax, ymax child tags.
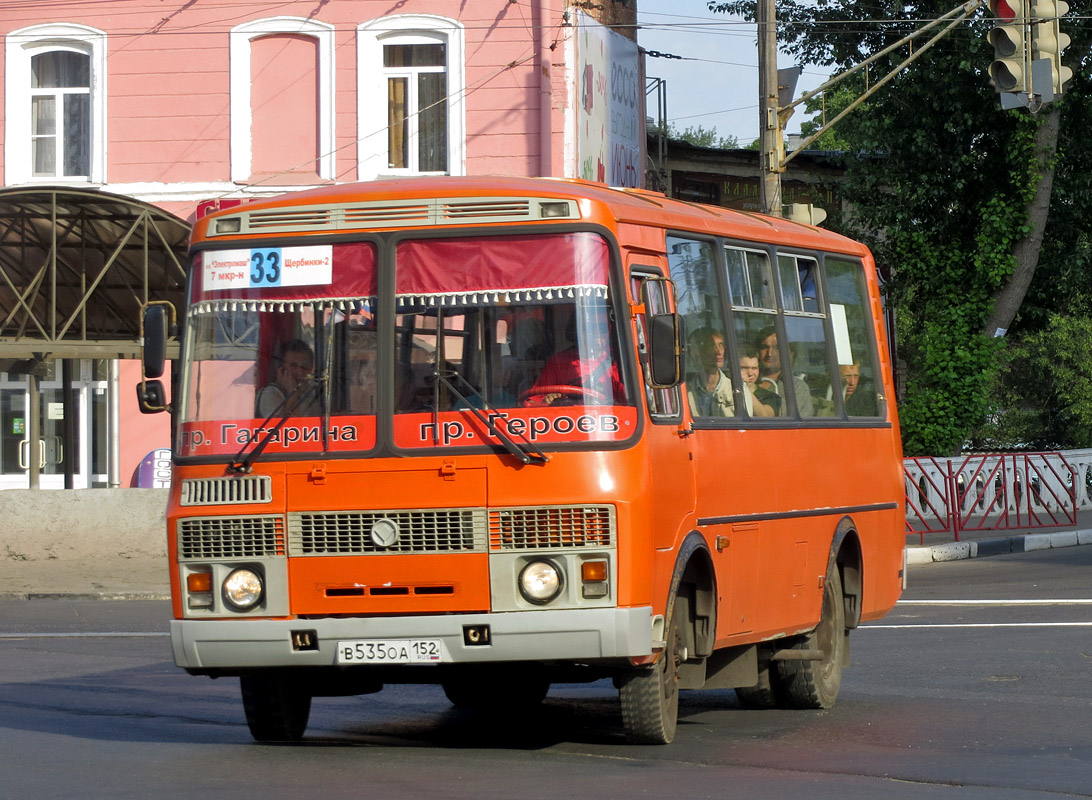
<box><xmin>256</xmin><ymin>339</ymin><xmax>321</xmax><ymax>418</ymax></box>
<box><xmin>840</xmin><ymin>359</ymin><xmax>878</xmax><ymax>416</ymax></box>
<box><xmin>686</xmin><ymin>327</ymin><xmax>736</xmax><ymax>418</ymax></box>
<box><xmin>756</xmin><ymin>326</ymin><xmax>814</xmax><ymax>416</ymax></box>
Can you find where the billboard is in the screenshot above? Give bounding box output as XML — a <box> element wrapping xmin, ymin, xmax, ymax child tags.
<box><xmin>575</xmin><ymin>13</ymin><xmax>642</xmax><ymax>188</ymax></box>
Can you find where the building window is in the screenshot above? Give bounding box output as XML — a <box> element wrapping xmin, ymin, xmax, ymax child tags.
<box><xmin>5</xmin><ymin>24</ymin><xmax>106</xmax><ymax>184</ymax></box>
<box><xmin>230</xmin><ymin>18</ymin><xmax>335</xmax><ymax>185</ymax></box>
<box><xmin>385</xmin><ymin>40</ymin><xmax>447</xmax><ymax>172</ymax></box>
<box><xmin>358</xmin><ymin>16</ymin><xmax>465</xmax><ymax>181</ymax></box>
<box><xmin>31</xmin><ymin>50</ymin><xmax>90</xmax><ymax>177</ymax></box>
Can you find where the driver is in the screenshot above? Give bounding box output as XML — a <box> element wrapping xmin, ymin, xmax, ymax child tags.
<box><xmin>255</xmin><ymin>338</ymin><xmax>321</xmax><ymax>418</ymax></box>
<box><xmin>522</xmin><ymin>313</ymin><xmax>624</xmax><ymax>407</ymax></box>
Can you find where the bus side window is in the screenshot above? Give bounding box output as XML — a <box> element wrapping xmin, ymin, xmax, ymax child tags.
<box><xmin>826</xmin><ymin>258</ymin><xmax>884</xmax><ymax>417</ymax></box>
<box><xmin>668</xmin><ymin>236</ymin><xmax>740</xmax><ymax>420</ymax></box>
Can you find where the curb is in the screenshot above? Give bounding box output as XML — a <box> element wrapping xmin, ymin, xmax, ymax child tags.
<box><xmin>907</xmin><ymin>529</ymin><xmax>1092</xmax><ymax>565</ymax></box>
<box><xmin>0</xmin><ymin>591</ymin><xmax>171</xmax><ymax>602</ymax></box>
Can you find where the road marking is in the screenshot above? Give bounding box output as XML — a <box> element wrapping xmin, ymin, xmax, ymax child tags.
<box><xmin>865</xmin><ymin>621</ymin><xmax>1092</xmax><ymax>629</ymax></box>
<box><xmin>0</xmin><ymin>632</ymin><xmax>169</xmax><ymax>639</ymax></box>
<box><xmin>898</xmin><ymin>599</ymin><xmax>1092</xmax><ymax>605</ymax></box>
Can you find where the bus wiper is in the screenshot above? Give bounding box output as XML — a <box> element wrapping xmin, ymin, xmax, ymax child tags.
<box><xmin>432</xmin><ymin>368</ymin><xmax>548</xmax><ymax>465</ymax></box>
<box><xmin>227</xmin><ymin>376</ymin><xmax>323</xmax><ymax>474</ymax></box>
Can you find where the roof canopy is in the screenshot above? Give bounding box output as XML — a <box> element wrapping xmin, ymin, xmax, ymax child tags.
<box><xmin>0</xmin><ymin>186</ymin><xmax>190</xmax><ymax>360</ymax></box>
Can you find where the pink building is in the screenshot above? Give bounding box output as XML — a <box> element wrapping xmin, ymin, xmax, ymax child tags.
<box><xmin>0</xmin><ymin>1</ymin><xmax>644</xmax><ymax>489</ymax></box>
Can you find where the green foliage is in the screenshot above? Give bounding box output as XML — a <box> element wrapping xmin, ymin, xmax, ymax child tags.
<box><xmin>973</xmin><ymin>314</ymin><xmax>1092</xmax><ymax>449</ymax></box>
<box><xmin>650</xmin><ymin>121</ymin><xmax>739</xmax><ymax>149</ymax></box>
<box><xmin>797</xmin><ymin>86</ymin><xmax>854</xmax><ymax>151</ymax></box>
<box><xmin>709</xmin><ymin>0</ymin><xmax>1092</xmax><ymax>455</ymax></box>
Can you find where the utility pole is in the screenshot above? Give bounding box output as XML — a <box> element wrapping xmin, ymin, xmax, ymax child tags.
<box><xmin>757</xmin><ymin>0</ymin><xmax>782</xmax><ymax>216</ymax></box>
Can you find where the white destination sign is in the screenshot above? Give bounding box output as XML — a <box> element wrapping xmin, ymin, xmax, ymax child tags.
<box><xmin>204</xmin><ymin>245</ymin><xmax>333</xmax><ymax>291</ymax></box>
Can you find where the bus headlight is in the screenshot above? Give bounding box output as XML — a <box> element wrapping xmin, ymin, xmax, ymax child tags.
<box><xmin>223</xmin><ymin>568</ymin><xmax>263</xmax><ymax>610</ymax></box>
<box><xmin>518</xmin><ymin>560</ymin><xmax>563</xmax><ymax>604</ymax></box>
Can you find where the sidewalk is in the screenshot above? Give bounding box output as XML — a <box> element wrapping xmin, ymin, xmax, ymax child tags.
<box><xmin>0</xmin><ymin>555</ymin><xmax>171</xmax><ymax>601</ymax></box>
<box><xmin>906</xmin><ymin>527</ymin><xmax>1092</xmax><ymax>565</ymax></box>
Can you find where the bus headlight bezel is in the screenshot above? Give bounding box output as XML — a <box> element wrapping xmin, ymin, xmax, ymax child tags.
<box><xmin>518</xmin><ymin>559</ymin><xmax>564</xmax><ymax>605</ymax></box>
<box><xmin>223</xmin><ymin>568</ymin><xmax>264</xmax><ymax>610</ymax></box>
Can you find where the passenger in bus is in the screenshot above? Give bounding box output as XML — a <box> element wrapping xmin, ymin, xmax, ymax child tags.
<box><xmin>756</xmin><ymin>326</ymin><xmax>815</xmax><ymax>416</ymax></box>
<box><xmin>522</xmin><ymin>315</ymin><xmax>624</xmax><ymax>406</ymax></box>
<box><xmin>686</xmin><ymin>327</ymin><xmax>736</xmax><ymax>417</ymax></box>
<box><xmin>840</xmin><ymin>360</ymin><xmax>878</xmax><ymax>416</ymax></box>
<box><xmin>256</xmin><ymin>339</ymin><xmax>321</xmax><ymax>418</ymax></box>
<box><xmin>738</xmin><ymin>344</ymin><xmax>779</xmax><ymax>417</ymax></box>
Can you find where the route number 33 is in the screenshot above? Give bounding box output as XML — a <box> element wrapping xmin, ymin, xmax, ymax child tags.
<box><xmin>250</xmin><ymin>248</ymin><xmax>281</xmax><ymax>285</ymax></box>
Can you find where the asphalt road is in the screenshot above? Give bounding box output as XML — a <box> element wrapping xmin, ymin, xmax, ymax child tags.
<box><xmin>2</xmin><ymin>547</ymin><xmax>1091</xmax><ymax>799</ymax></box>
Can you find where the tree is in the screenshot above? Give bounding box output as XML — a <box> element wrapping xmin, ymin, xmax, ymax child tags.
<box><xmin>708</xmin><ymin>0</ymin><xmax>1092</xmax><ymax>455</ymax></box>
<box><xmin>650</xmin><ymin>121</ymin><xmax>740</xmax><ymax>149</ymax></box>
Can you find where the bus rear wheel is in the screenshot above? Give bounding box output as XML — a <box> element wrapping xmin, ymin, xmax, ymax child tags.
<box><xmin>777</xmin><ymin>564</ymin><xmax>846</xmax><ymax>709</ymax></box>
<box><xmin>735</xmin><ymin>654</ymin><xmax>784</xmax><ymax>709</ymax></box>
<box><xmin>619</xmin><ymin>596</ymin><xmax>685</xmax><ymax>744</ymax></box>
<box><xmin>240</xmin><ymin>673</ymin><xmax>312</xmax><ymax>742</ymax></box>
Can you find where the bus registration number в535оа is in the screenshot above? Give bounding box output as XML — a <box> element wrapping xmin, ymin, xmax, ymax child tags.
<box><xmin>337</xmin><ymin>639</ymin><xmax>445</xmax><ymax>664</ymax></box>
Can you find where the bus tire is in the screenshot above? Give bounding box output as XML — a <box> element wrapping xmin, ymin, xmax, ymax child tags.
<box><xmin>777</xmin><ymin>563</ymin><xmax>846</xmax><ymax>709</ymax></box>
<box><xmin>735</xmin><ymin>654</ymin><xmax>784</xmax><ymax>709</ymax></box>
<box><xmin>619</xmin><ymin>595</ymin><xmax>685</xmax><ymax>744</ymax></box>
<box><xmin>240</xmin><ymin>673</ymin><xmax>312</xmax><ymax>742</ymax></box>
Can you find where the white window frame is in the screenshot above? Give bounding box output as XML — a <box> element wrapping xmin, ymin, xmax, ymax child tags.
<box><xmin>5</xmin><ymin>23</ymin><xmax>107</xmax><ymax>185</ymax></box>
<box><xmin>229</xmin><ymin>17</ymin><xmax>336</xmax><ymax>185</ymax></box>
<box><xmin>357</xmin><ymin>15</ymin><xmax>465</xmax><ymax>182</ymax></box>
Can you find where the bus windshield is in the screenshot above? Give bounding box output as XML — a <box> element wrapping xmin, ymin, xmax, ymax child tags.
<box><xmin>177</xmin><ymin>231</ymin><xmax>636</xmax><ymax>460</ymax></box>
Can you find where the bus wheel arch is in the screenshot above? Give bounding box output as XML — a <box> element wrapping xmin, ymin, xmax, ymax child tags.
<box><xmin>619</xmin><ymin>532</ymin><xmax>716</xmax><ymax>744</ymax></box>
<box><xmin>773</xmin><ymin>521</ymin><xmax>862</xmax><ymax>709</ymax></box>
<box><xmin>829</xmin><ymin>516</ymin><xmax>863</xmax><ymax>631</ymax></box>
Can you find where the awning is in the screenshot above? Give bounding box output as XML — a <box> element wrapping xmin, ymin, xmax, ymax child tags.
<box><xmin>0</xmin><ymin>186</ymin><xmax>190</xmax><ymax>359</ymax></box>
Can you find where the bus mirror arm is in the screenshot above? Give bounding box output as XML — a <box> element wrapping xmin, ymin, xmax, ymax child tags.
<box><xmin>432</xmin><ymin>369</ymin><xmax>548</xmax><ymax>465</ymax></box>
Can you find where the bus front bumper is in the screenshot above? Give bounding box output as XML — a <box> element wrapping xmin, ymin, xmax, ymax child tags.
<box><xmin>170</xmin><ymin>606</ymin><xmax>654</xmax><ymax>670</ymax></box>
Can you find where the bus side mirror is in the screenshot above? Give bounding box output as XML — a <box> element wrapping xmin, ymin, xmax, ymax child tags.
<box><xmin>649</xmin><ymin>313</ymin><xmax>684</xmax><ymax>388</ymax></box>
<box><xmin>142</xmin><ymin>304</ymin><xmax>169</xmax><ymax>379</ymax></box>
<box><xmin>136</xmin><ymin>380</ymin><xmax>167</xmax><ymax>414</ymax></box>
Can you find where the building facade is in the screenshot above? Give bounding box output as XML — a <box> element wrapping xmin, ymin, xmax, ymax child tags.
<box><xmin>0</xmin><ymin>0</ymin><xmax>643</xmax><ymax>489</ymax></box>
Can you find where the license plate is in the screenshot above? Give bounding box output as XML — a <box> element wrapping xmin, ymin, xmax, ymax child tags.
<box><xmin>336</xmin><ymin>639</ymin><xmax>445</xmax><ymax>664</ymax></box>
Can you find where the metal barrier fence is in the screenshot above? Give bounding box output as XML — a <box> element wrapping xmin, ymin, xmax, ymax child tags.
<box><xmin>904</xmin><ymin>451</ymin><xmax>1083</xmax><ymax>543</ymax></box>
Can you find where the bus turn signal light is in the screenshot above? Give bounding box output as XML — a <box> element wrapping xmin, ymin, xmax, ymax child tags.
<box><xmin>581</xmin><ymin>560</ymin><xmax>609</xmax><ymax>598</ymax></box>
<box><xmin>187</xmin><ymin>572</ymin><xmax>212</xmax><ymax>593</ymax></box>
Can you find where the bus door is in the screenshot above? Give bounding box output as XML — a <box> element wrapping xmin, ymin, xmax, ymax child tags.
<box><xmin>630</xmin><ymin>265</ymin><xmax>695</xmax><ymax>552</ymax></box>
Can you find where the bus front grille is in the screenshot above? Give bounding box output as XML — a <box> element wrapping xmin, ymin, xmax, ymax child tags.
<box><xmin>180</xmin><ymin>476</ymin><xmax>273</xmax><ymax>506</ymax></box>
<box><xmin>489</xmin><ymin>506</ymin><xmax>615</xmax><ymax>551</ymax></box>
<box><xmin>178</xmin><ymin>515</ymin><xmax>285</xmax><ymax>560</ymax></box>
<box><xmin>289</xmin><ymin>509</ymin><xmax>488</xmax><ymax>555</ymax></box>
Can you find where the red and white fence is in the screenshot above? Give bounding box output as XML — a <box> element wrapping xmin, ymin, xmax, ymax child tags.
<box><xmin>904</xmin><ymin>452</ymin><xmax>1082</xmax><ymax>543</ymax></box>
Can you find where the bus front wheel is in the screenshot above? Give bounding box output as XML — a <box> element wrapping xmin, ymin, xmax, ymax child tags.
<box><xmin>240</xmin><ymin>672</ymin><xmax>312</xmax><ymax>742</ymax></box>
<box><xmin>619</xmin><ymin>595</ymin><xmax>685</xmax><ymax>744</ymax></box>
<box><xmin>777</xmin><ymin>563</ymin><xmax>846</xmax><ymax>709</ymax></box>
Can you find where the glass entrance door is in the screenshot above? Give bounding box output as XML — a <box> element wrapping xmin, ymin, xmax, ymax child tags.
<box><xmin>0</xmin><ymin>360</ymin><xmax>100</xmax><ymax>489</ymax></box>
<box><xmin>0</xmin><ymin>387</ymin><xmax>28</xmax><ymax>486</ymax></box>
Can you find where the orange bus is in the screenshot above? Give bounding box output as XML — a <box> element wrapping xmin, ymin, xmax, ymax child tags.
<box><xmin>138</xmin><ymin>176</ymin><xmax>905</xmax><ymax>744</ymax></box>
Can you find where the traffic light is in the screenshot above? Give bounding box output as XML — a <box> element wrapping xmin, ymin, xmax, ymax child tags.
<box><xmin>1030</xmin><ymin>0</ymin><xmax>1072</xmax><ymax>95</ymax></box>
<box><xmin>988</xmin><ymin>0</ymin><xmax>1028</xmax><ymax>93</ymax></box>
